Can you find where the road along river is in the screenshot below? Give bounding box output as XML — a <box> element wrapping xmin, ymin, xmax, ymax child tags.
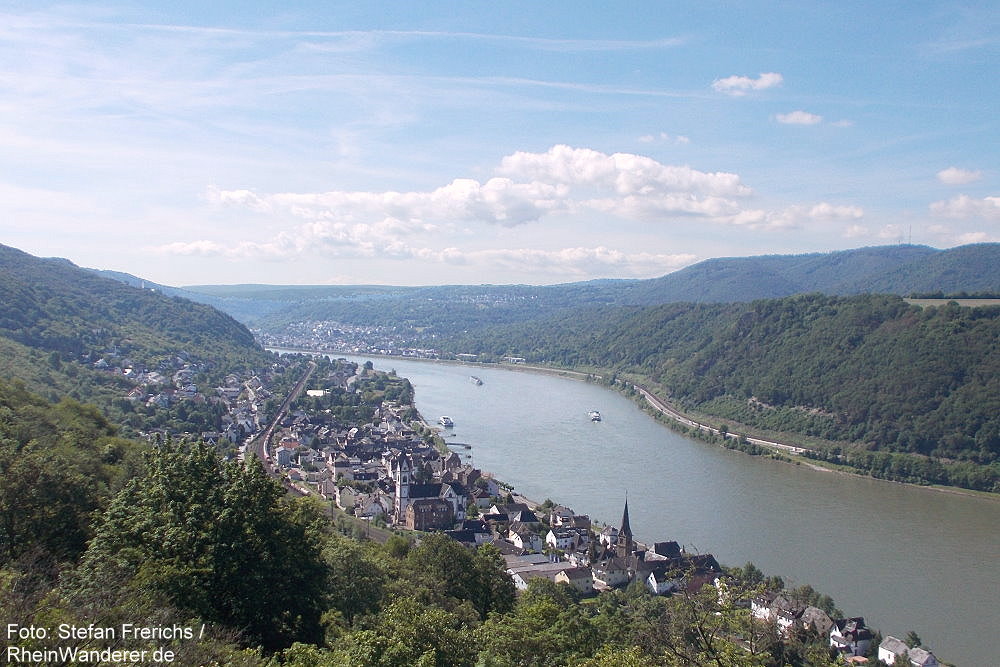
<box><xmin>330</xmin><ymin>354</ymin><xmax>998</xmax><ymax>665</ymax></box>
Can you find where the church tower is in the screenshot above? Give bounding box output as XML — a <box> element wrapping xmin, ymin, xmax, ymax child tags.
<box><xmin>616</xmin><ymin>496</ymin><xmax>634</xmax><ymax>560</ymax></box>
<box><xmin>392</xmin><ymin>453</ymin><xmax>412</xmax><ymax>521</ymax></box>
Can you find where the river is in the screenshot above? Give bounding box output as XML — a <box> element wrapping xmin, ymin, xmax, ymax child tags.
<box><xmin>336</xmin><ymin>354</ymin><xmax>997</xmax><ymax>665</ymax></box>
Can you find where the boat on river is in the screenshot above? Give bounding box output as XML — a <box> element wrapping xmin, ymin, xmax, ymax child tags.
<box><xmin>438</xmin><ymin>415</ymin><xmax>455</xmax><ymax>428</ymax></box>
<box><xmin>588</xmin><ymin>410</ymin><xmax>602</xmax><ymax>422</ymax></box>
<box><xmin>470</xmin><ymin>375</ymin><xmax>483</xmax><ymax>385</ymax></box>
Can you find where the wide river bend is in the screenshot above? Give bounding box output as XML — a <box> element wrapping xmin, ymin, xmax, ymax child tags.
<box><xmin>331</xmin><ymin>354</ymin><xmax>998</xmax><ymax>665</ymax></box>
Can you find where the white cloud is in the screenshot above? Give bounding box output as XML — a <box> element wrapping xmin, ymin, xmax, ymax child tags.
<box><xmin>638</xmin><ymin>132</ymin><xmax>690</xmax><ymax>145</ymax></box>
<box><xmin>496</xmin><ymin>145</ymin><xmax>750</xmax><ymax>197</ymax></box>
<box><xmin>844</xmin><ymin>224</ymin><xmax>869</xmax><ymax>238</ymax></box>
<box><xmin>776</xmin><ymin>110</ymin><xmax>823</xmax><ymax>125</ymax></box>
<box><xmin>177</xmin><ymin>146</ymin><xmax>871</xmax><ymax>267</ymax></box>
<box><xmin>712</xmin><ymin>72</ymin><xmax>783</xmax><ymax>96</ymax></box>
<box><xmin>930</xmin><ymin>194</ymin><xmax>1000</xmax><ymax>220</ymax></box>
<box><xmin>936</xmin><ymin>167</ymin><xmax>983</xmax><ymax>186</ymax></box>
<box><xmin>956</xmin><ymin>231</ymin><xmax>994</xmax><ymax>244</ymax></box>
<box><xmin>154</xmin><ymin>233</ymin><xmax>697</xmax><ymax>279</ymax></box>
<box><xmin>748</xmin><ymin>202</ymin><xmax>865</xmax><ymax>230</ymax></box>
<box><xmin>202</xmin><ymin>146</ymin><xmax>756</xmax><ymax>235</ymax></box>
<box><xmin>878</xmin><ymin>224</ymin><xmax>906</xmax><ymax>240</ymax></box>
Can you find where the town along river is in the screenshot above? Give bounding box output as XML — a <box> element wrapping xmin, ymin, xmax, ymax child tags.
<box><xmin>337</xmin><ymin>354</ymin><xmax>998</xmax><ymax>665</ymax></box>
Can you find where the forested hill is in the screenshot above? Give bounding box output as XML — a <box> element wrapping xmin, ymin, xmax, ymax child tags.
<box><xmin>173</xmin><ymin>243</ymin><xmax>1000</xmax><ymax>332</ymax></box>
<box><xmin>0</xmin><ymin>243</ymin><xmax>270</xmax><ymax>404</ymax></box>
<box><xmin>441</xmin><ymin>294</ymin><xmax>1000</xmax><ymax>490</ymax></box>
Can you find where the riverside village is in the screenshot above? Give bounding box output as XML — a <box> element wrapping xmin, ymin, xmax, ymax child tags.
<box><xmin>249</xmin><ymin>356</ymin><xmax>939</xmax><ymax>667</ymax></box>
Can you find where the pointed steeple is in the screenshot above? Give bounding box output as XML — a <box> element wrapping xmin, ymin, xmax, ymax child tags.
<box><xmin>617</xmin><ymin>494</ymin><xmax>634</xmax><ymax>560</ymax></box>
<box><xmin>620</xmin><ymin>495</ymin><xmax>633</xmax><ymax>539</ymax></box>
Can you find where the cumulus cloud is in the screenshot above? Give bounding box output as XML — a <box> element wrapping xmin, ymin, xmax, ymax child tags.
<box><xmin>776</xmin><ymin>110</ymin><xmax>823</xmax><ymax>125</ymax></box>
<box><xmin>712</xmin><ymin>72</ymin><xmax>783</xmax><ymax>96</ymax></box>
<box><xmin>158</xmin><ymin>145</ymin><xmax>864</xmax><ymax>277</ymax></box>
<box><xmin>205</xmin><ymin>145</ymin><xmax>754</xmax><ymax>235</ymax></box>
<box><xmin>936</xmin><ymin>167</ymin><xmax>983</xmax><ymax>186</ymax></box>
<box><xmin>743</xmin><ymin>202</ymin><xmax>864</xmax><ymax>230</ymax></box>
<box><xmin>843</xmin><ymin>224</ymin><xmax>869</xmax><ymax>238</ymax></box>
<box><xmin>155</xmin><ymin>233</ymin><xmax>696</xmax><ymax>279</ymax></box>
<box><xmin>930</xmin><ymin>194</ymin><xmax>1000</xmax><ymax>220</ymax></box>
<box><xmin>496</xmin><ymin>145</ymin><xmax>750</xmax><ymax>198</ymax></box>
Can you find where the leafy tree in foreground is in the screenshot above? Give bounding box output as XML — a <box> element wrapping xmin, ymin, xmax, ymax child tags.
<box><xmin>71</xmin><ymin>441</ymin><xmax>327</xmax><ymax>650</ymax></box>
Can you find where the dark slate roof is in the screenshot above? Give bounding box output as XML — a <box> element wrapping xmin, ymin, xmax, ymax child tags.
<box><xmin>444</xmin><ymin>530</ymin><xmax>478</xmax><ymax>544</ymax></box>
<box><xmin>409</xmin><ymin>483</ymin><xmax>444</xmax><ymax>498</ymax></box>
<box><xmin>653</xmin><ymin>541</ymin><xmax>682</xmax><ymax>558</ymax></box>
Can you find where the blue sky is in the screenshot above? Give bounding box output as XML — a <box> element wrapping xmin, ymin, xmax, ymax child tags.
<box><xmin>1</xmin><ymin>1</ymin><xmax>997</xmax><ymax>286</ymax></box>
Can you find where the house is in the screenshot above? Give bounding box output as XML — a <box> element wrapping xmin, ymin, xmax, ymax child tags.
<box><xmin>275</xmin><ymin>445</ymin><xmax>296</xmax><ymax>467</ymax></box>
<box><xmin>599</xmin><ymin>525</ymin><xmax>619</xmax><ymax>548</ymax></box>
<box><xmin>905</xmin><ymin>647</ymin><xmax>940</xmax><ymax>667</ymax></box>
<box><xmin>647</xmin><ymin>541</ymin><xmax>682</xmax><ymax>559</ymax></box>
<box><xmin>548</xmin><ymin>504</ymin><xmax>575</xmax><ymax>525</ymax></box>
<box><xmin>829</xmin><ymin>617</ymin><xmax>873</xmax><ymax>657</ymax></box>
<box><xmin>878</xmin><ymin>637</ymin><xmax>910</xmax><ymax>666</ymax></box>
<box><xmin>490</xmin><ymin>503</ymin><xmax>539</xmax><ymax>525</ymax></box>
<box><xmin>509</xmin><ymin>527</ymin><xmax>543</xmax><ymax>552</ymax></box>
<box><xmin>878</xmin><ymin>637</ymin><xmax>939</xmax><ymax>667</ymax></box>
<box><xmin>647</xmin><ymin>567</ymin><xmax>684</xmax><ymax>595</ymax></box>
<box><xmin>798</xmin><ymin>606</ymin><xmax>834</xmax><ymax>636</ymax></box>
<box><xmin>506</xmin><ymin>561</ymin><xmax>568</xmax><ymax>590</ymax></box>
<box><xmin>751</xmin><ymin>592</ymin><xmax>778</xmax><ymax>622</ymax></box>
<box><xmin>355</xmin><ymin>495</ymin><xmax>387</xmax><ymax>520</ymax></box>
<box><xmin>555</xmin><ymin>567</ymin><xmax>594</xmax><ymax>594</ymax></box>
<box><xmin>545</xmin><ymin>529</ymin><xmax>578</xmax><ymax>552</ymax></box>
<box><xmin>592</xmin><ymin>557</ymin><xmax>631</xmax><ymax>589</ymax></box>
<box><xmin>567</xmin><ymin>548</ymin><xmax>592</xmax><ymax>568</ymax></box>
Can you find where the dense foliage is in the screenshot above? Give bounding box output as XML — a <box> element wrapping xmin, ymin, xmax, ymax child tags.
<box><xmin>0</xmin><ymin>243</ymin><xmax>275</xmax><ymax>436</ymax></box>
<box><xmin>0</xmin><ymin>379</ymin><xmax>142</xmax><ymax>565</ymax></box>
<box><xmin>440</xmin><ymin>294</ymin><xmax>1000</xmax><ymax>491</ymax></box>
<box><xmin>0</xmin><ymin>244</ymin><xmax>263</xmax><ymax>364</ymax></box>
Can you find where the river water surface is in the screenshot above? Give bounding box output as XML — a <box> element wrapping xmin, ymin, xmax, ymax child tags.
<box><xmin>336</xmin><ymin>354</ymin><xmax>998</xmax><ymax>665</ymax></box>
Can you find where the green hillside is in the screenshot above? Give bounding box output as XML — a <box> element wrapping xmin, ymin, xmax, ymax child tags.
<box><xmin>0</xmin><ymin>244</ymin><xmax>268</xmax><ymax>367</ymax></box>
<box><xmin>0</xmin><ymin>244</ymin><xmax>273</xmax><ymax>435</ymax></box>
<box><xmin>180</xmin><ymin>244</ymin><xmax>999</xmax><ymax>338</ymax></box>
<box><xmin>626</xmin><ymin>245</ymin><xmax>941</xmax><ymax>304</ymax></box>
<box><xmin>441</xmin><ymin>294</ymin><xmax>1000</xmax><ymax>491</ymax></box>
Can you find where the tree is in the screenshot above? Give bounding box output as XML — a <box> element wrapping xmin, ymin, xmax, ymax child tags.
<box><xmin>343</xmin><ymin>597</ymin><xmax>476</xmax><ymax>667</ymax></box>
<box><xmin>403</xmin><ymin>534</ymin><xmax>514</xmax><ymax>621</ymax></box>
<box><xmin>72</xmin><ymin>441</ymin><xmax>328</xmax><ymax>650</ymax></box>
<box><xmin>904</xmin><ymin>630</ymin><xmax>922</xmax><ymax>648</ymax></box>
<box><xmin>323</xmin><ymin>535</ymin><xmax>387</xmax><ymax>625</ymax></box>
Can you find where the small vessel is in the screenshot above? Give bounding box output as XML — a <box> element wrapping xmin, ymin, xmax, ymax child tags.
<box><xmin>438</xmin><ymin>415</ymin><xmax>455</xmax><ymax>428</ymax></box>
<box><xmin>470</xmin><ymin>375</ymin><xmax>483</xmax><ymax>385</ymax></box>
<box><xmin>589</xmin><ymin>410</ymin><xmax>602</xmax><ymax>422</ymax></box>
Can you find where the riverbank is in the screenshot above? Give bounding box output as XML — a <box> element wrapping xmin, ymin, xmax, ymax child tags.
<box><xmin>271</xmin><ymin>347</ymin><xmax>998</xmax><ymax>501</ymax></box>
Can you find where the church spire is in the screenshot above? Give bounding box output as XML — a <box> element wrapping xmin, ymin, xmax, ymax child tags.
<box><xmin>617</xmin><ymin>494</ymin><xmax>634</xmax><ymax>560</ymax></box>
<box><xmin>620</xmin><ymin>496</ymin><xmax>633</xmax><ymax>539</ymax></box>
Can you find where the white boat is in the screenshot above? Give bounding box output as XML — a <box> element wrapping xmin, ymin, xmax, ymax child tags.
<box><xmin>470</xmin><ymin>375</ymin><xmax>483</xmax><ymax>385</ymax></box>
<box><xmin>589</xmin><ymin>410</ymin><xmax>602</xmax><ymax>422</ymax></box>
<box><xmin>438</xmin><ymin>415</ymin><xmax>455</xmax><ymax>427</ymax></box>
